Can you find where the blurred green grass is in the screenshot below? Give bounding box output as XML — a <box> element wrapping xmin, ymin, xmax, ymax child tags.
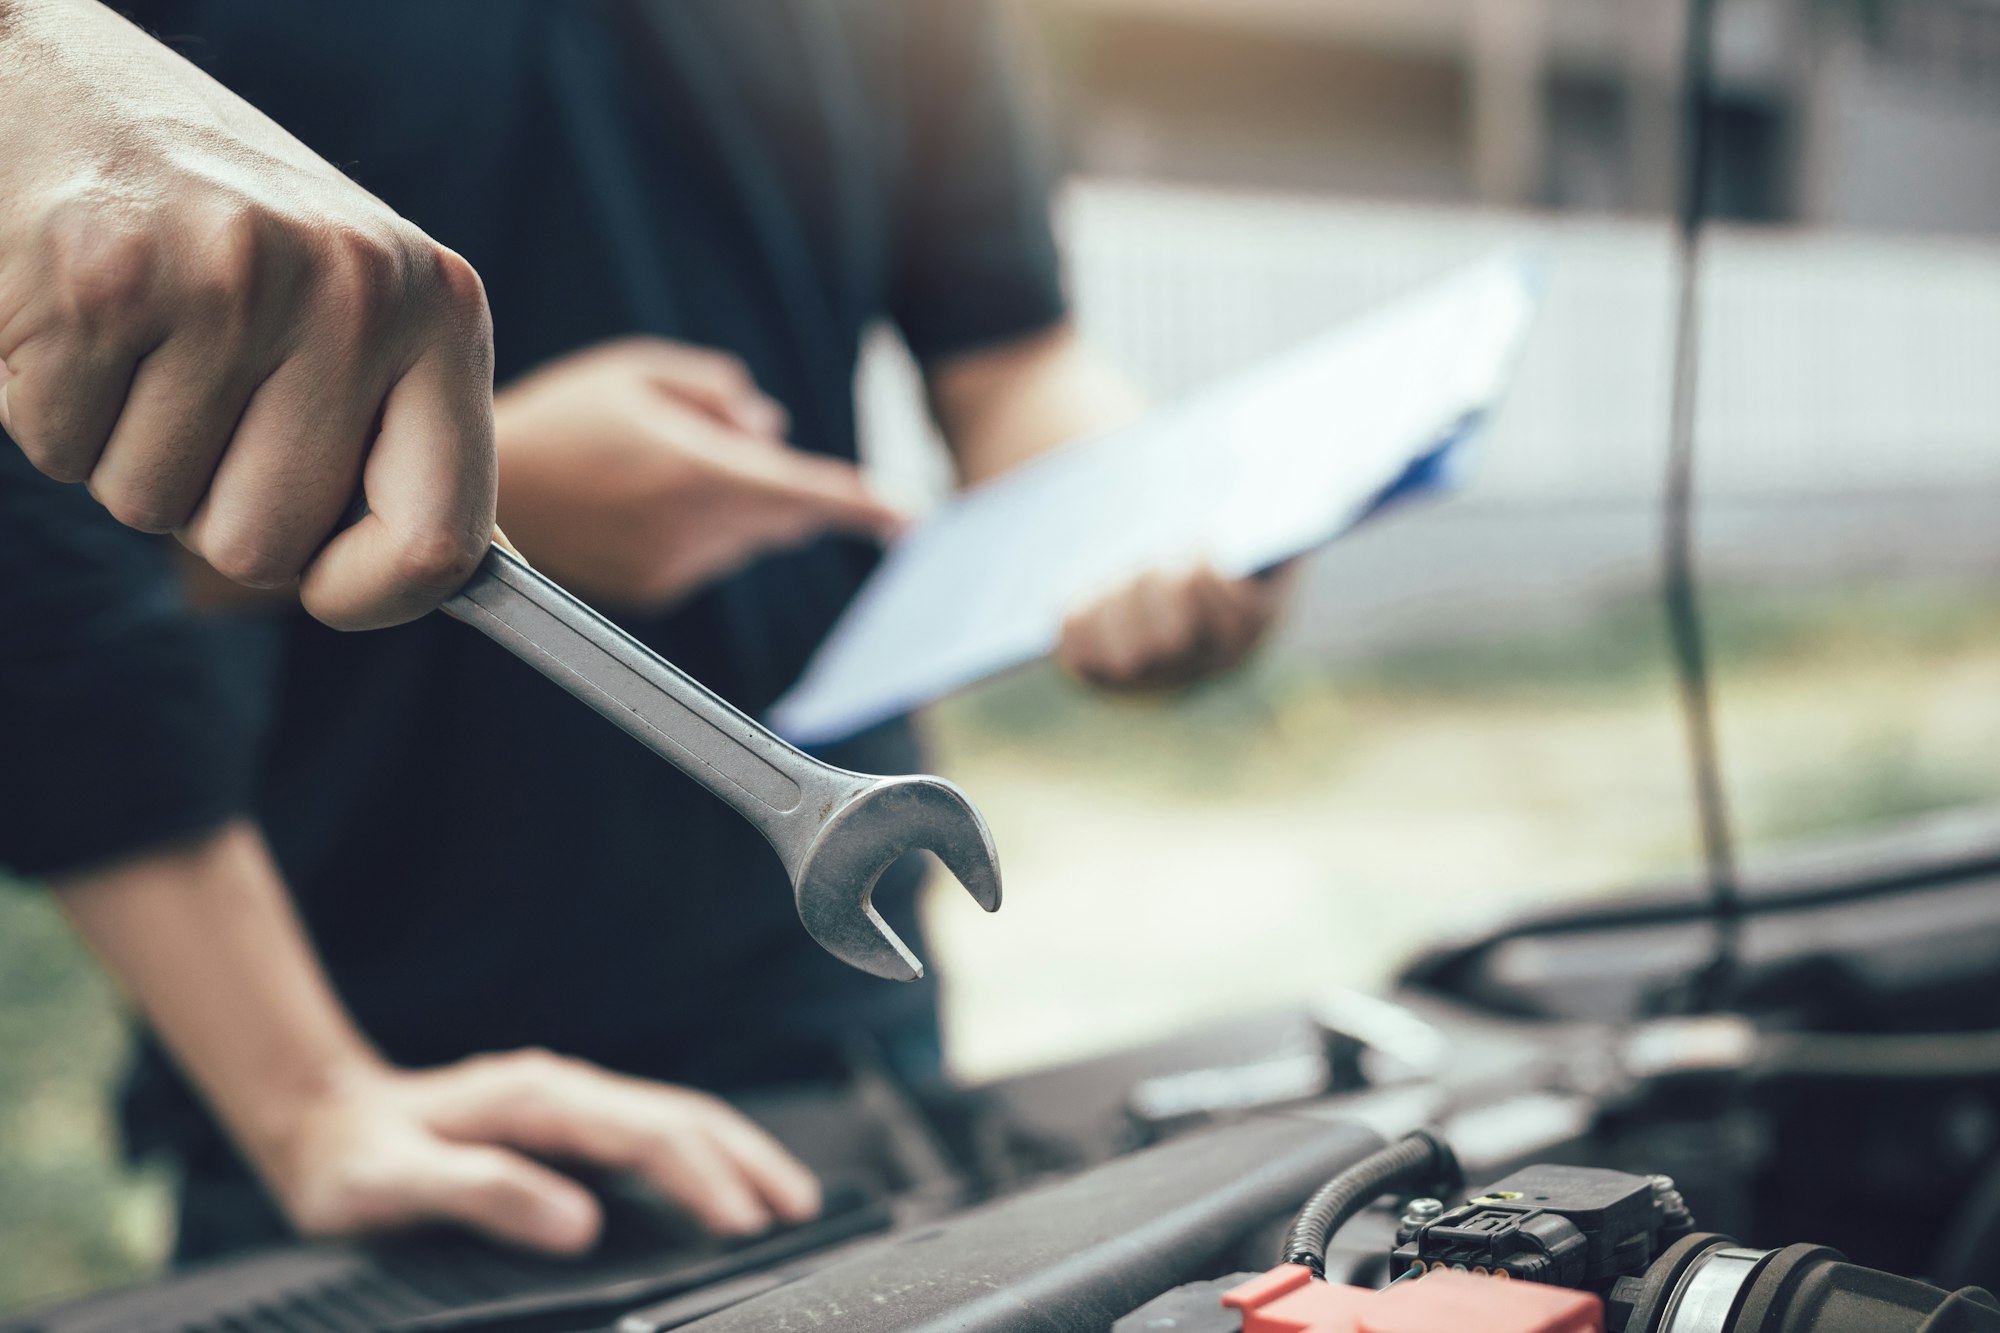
<box><xmin>6</xmin><ymin>575</ymin><xmax>2000</xmax><ymax>1315</ymax></box>
<box><xmin>0</xmin><ymin>884</ymin><xmax>168</xmax><ymax>1312</ymax></box>
<box><xmin>934</xmin><ymin>579</ymin><xmax>2000</xmax><ymax>830</ymax></box>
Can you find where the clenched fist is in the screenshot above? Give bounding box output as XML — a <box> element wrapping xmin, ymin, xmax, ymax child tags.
<box><xmin>0</xmin><ymin>0</ymin><xmax>497</xmax><ymax>629</ymax></box>
<box><xmin>494</xmin><ymin>338</ymin><xmax>903</xmax><ymax>609</ymax></box>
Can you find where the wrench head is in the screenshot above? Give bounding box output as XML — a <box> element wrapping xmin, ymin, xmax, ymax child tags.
<box><xmin>793</xmin><ymin>776</ymin><xmax>1002</xmax><ymax>982</ymax></box>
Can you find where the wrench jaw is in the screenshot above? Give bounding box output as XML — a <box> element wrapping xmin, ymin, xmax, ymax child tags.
<box><xmin>791</xmin><ymin>777</ymin><xmax>1003</xmax><ymax>982</ymax></box>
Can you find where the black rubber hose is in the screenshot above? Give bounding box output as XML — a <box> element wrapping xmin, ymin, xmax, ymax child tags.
<box><xmin>1281</xmin><ymin>1129</ymin><xmax>1460</xmax><ymax>1279</ymax></box>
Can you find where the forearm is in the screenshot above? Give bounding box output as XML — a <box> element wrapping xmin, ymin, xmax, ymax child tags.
<box><xmin>0</xmin><ymin>1</ymin><xmax>224</xmax><ymax>156</ymax></box>
<box><xmin>52</xmin><ymin>822</ymin><xmax>385</xmax><ymax>1181</ymax></box>
<box><xmin>51</xmin><ymin>818</ymin><xmax>820</xmax><ymax>1252</ymax></box>
<box><xmin>929</xmin><ymin>323</ymin><xmax>1148</xmax><ymax>487</ymax></box>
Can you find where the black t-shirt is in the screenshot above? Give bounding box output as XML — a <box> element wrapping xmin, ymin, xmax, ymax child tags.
<box><xmin>0</xmin><ymin>448</ymin><xmax>249</xmax><ymax>877</ymax></box>
<box><xmin>1</xmin><ymin>0</ymin><xmax>1063</xmax><ymax>1174</ymax></box>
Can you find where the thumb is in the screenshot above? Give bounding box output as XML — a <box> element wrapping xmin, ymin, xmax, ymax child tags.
<box><xmin>410</xmin><ymin>1142</ymin><xmax>604</xmax><ymax>1255</ymax></box>
<box><xmin>0</xmin><ymin>359</ymin><xmax>14</xmax><ymax>438</ymax></box>
<box><xmin>745</xmin><ymin>448</ymin><xmax>908</xmax><ymax>542</ymax></box>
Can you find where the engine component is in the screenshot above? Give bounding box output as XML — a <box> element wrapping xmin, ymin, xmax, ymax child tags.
<box><xmin>1112</xmin><ymin>1267</ymin><xmax>1605</xmax><ymax>1333</ymax></box>
<box><xmin>684</xmin><ymin>1114</ymin><xmax>1392</xmax><ymax>1332</ymax></box>
<box><xmin>1123</xmin><ymin>1151</ymin><xmax>2000</xmax><ymax>1333</ymax></box>
<box><xmin>1282</xmin><ymin>1130</ymin><xmax>1461</xmax><ymax>1278</ymax></box>
<box><xmin>1392</xmin><ymin>1164</ymin><xmax>1686</xmax><ymax>1288</ymax></box>
<box><xmin>1227</xmin><ymin>1265</ymin><xmax>1602</xmax><ymax>1333</ymax></box>
<box><xmin>1611</xmin><ymin>1235</ymin><xmax>2000</xmax><ymax>1333</ymax></box>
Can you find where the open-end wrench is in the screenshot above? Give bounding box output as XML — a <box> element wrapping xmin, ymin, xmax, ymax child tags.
<box><xmin>443</xmin><ymin>545</ymin><xmax>1001</xmax><ymax>981</ymax></box>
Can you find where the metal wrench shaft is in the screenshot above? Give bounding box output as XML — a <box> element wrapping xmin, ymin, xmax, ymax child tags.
<box><xmin>443</xmin><ymin>546</ymin><xmax>1000</xmax><ymax>980</ymax></box>
<box><xmin>449</xmin><ymin>547</ymin><xmax>878</xmax><ymax>864</ymax></box>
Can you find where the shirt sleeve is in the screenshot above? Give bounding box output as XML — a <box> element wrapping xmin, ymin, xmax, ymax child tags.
<box><xmin>886</xmin><ymin>0</ymin><xmax>1069</xmax><ymax>364</ymax></box>
<box><xmin>0</xmin><ymin>445</ymin><xmax>248</xmax><ymax>881</ymax></box>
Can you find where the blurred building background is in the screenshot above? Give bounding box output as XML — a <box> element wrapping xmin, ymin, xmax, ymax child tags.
<box><xmin>1035</xmin><ymin>0</ymin><xmax>2000</xmax><ymax>229</ymax></box>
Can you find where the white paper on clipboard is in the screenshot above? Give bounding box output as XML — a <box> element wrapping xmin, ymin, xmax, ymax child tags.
<box><xmin>768</xmin><ymin>253</ymin><xmax>1542</xmax><ymax>746</ymax></box>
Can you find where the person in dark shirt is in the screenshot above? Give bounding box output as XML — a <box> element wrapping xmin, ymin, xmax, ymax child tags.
<box><xmin>7</xmin><ymin>0</ymin><xmax>1293</xmax><ymax>1262</ymax></box>
<box><xmin>5</xmin><ymin>0</ymin><xmax>823</xmax><ymax>1261</ymax></box>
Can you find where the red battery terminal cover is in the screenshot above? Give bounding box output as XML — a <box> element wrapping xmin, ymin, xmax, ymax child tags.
<box><xmin>1222</xmin><ymin>1264</ymin><xmax>1605</xmax><ymax>1333</ymax></box>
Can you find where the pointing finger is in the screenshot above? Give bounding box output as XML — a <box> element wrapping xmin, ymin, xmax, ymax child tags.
<box><xmin>736</xmin><ymin>446</ymin><xmax>907</xmax><ymax>543</ymax></box>
<box><xmin>630</xmin><ymin>343</ymin><xmax>789</xmax><ymax>438</ymax></box>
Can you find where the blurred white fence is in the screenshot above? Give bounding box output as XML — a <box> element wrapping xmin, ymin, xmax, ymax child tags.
<box><xmin>861</xmin><ymin>179</ymin><xmax>2000</xmax><ymax>656</ymax></box>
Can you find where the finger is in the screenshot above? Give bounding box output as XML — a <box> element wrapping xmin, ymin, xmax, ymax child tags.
<box><xmin>178</xmin><ymin>352</ymin><xmax>375</xmax><ymax>592</ymax></box>
<box><xmin>297</xmin><ymin>317</ymin><xmax>495</xmax><ymax>630</ymax></box>
<box><xmin>734</xmin><ymin>446</ymin><xmax>907</xmax><ymax>544</ymax></box>
<box><xmin>1186</xmin><ymin>567</ymin><xmax>1259</xmax><ymax>668</ymax></box>
<box><xmin>1063</xmin><ymin>585</ymin><xmax>1151</xmax><ymax>687</ymax></box>
<box><xmin>86</xmin><ymin>338</ymin><xmax>261</xmax><ymax>532</ymax></box>
<box><xmin>726</xmin><ymin>396</ymin><xmax>789</xmax><ymax>439</ymax></box>
<box><xmin>1084</xmin><ymin>594</ymin><xmax>1148</xmax><ymax>685</ymax></box>
<box><xmin>406</xmin><ymin>1142</ymin><xmax>602</xmax><ymax>1255</ymax></box>
<box><xmin>700</xmin><ymin>1113</ymin><xmax>822</xmax><ymax>1225</ymax></box>
<box><xmin>1136</xmin><ymin>570</ymin><xmax>1200</xmax><ymax>663</ymax></box>
<box><xmin>1187</xmin><ymin>567</ymin><xmax>1282</xmax><ymax>677</ymax></box>
<box><xmin>1104</xmin><ymin>571</ymin><xmax>1205</xmax><ymax>692</ymax></box>
<box><xmin>632</xmin><ymin>344</ymin><xmax>787</xmax><ymax>437</ymax></box>
<box><xmin>1056</xmin><ymin>604</ymin><xmax>1111</xmax><ymax>683</ymax></box>
<box><xmin>443</xmin><ymin>1060</ymin><xmax>776</xmax><ymax>1237</ymax></box>
<box><xmin>558</xmin><ymin>1107</ymin><xmax>775</xmax><ymax>1237</ymax></box>
<box><xmin>623</xmin><ymin>1122</ymin><xmax>775</xmax><ymax>1237</ymax></box>
<box><xmin>1055</xmin><ymin>580</ymin><xmax>1126</xmax><ymax>682</ymax></box>
<box><xmin>1210</xmin><ymin>566</ymin><xmax>1282</xmax><ymax>642</ymax></box>
<box><xmin>0</xmin><ymin>332</ymin><xmax>148</xmax><ymax>484</ymax></box>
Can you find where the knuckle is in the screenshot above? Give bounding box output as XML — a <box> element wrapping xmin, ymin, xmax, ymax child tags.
<box><xmin>279</xmin><ymin>1170</ymin><xmax>361</xmax><ymax>1239</ymax></box>
<box><xmin>183</xmin><ymin>209</ymin><xmax>270</xmax><ymax>326</ymax></box>
<box><xmin>7</xmin><ymin>389</ymin><xmax>100</xmax><ymax>482</ymax></box>
<box><xmin>312</xmin><ymin>225</ymin><xmax>407</xmax><ymax>329</ymax></box>
<box><xmin>692</xmin><ymin>349</ymin><xmax>752</xmax><ymax>391</ymax></box>
<box><xmin>674</xmin><ymin>1087</ymin><xmax>729</xmax><ymax>1118</ymax></box>
<box><xmin>389</xmin><ymin>522</ymin><xmax>486</xmax><ymax>595</ymax></box>
<box><xmin>461</xmin><ymin>1048</ymin><xmax>510</xmax><ymax>1074</ymax></box>
<box><xmin>421</xmin><ymin>244</ymin><xmax>492</xmax><ymax>329</ymax></box>
<box><xmin>53</xmin><ymin>223</ymin><xmax>160</xmax><ymax>327</ymax></box>
<box><xmin>201</xmin><ymin>531</ymin><xmax>304</xmax><ymax>589</ymax></box>
<box><xmin>96</xmin><ymin>484</ymin><xmax>188</xmax><ymax>534</ymax></box>
<box><xmin>14</xmin><ymin>432</ymin><xmax>90</xmax><ymax>484</ymax></box>
<box><xmin>637</xmin><ymin>1141</ymin><xmax>698</xmax><ymax>1185</ymax></box>
<box><xmin>470</xmin><ymin>1174</ymin><xmax>536</xmax><ymax>1221</ymax></box>
<box><xmin>506</xmin><ymin>1046</ymin><xmax>564</xmax><ymax>1075</ymax></box>
<box><xmin>496</xmin><ymin>1048</ymin><xmax>582</xmax><ymax>1097</ymax></box>
<box><xmin>1103</xmin><ymin>653</ymin><xmax>1143</xmax><ymax>686</ymax></box>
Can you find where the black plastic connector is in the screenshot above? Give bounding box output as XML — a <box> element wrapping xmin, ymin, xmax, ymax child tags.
<box><xmin>1393</xmin><ymin>1164</ymin><xmax>1661</xmax><ymax>1289</ymax></box>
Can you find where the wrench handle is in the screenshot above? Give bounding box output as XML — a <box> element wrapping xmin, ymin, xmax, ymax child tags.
<box><xmin>444</xmin><ymin>545</ymin><xmax>825</xmax><ymax>822</ymax></box>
